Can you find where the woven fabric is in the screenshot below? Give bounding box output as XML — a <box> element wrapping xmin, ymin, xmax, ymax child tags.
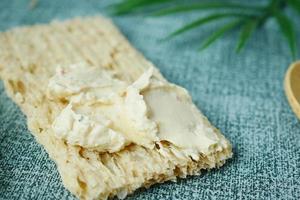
<box><xmin>0</xmin><ymin>0</ymin><xmax>299</xmax><ymax>199</ymax></box>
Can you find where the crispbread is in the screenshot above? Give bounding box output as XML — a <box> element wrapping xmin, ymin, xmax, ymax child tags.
<box><xmin>0</xmin><ymin>17</ymin><xmax>232</xmax><ymax>199</ymax></box>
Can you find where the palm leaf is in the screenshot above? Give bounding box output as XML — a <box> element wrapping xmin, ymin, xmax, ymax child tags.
<box><xmin>153</xmin><ymin>2</ymin><xmax>264</xmax><ymax>16</ymax></box>
<box><xmin>166</xmin><ymin>13</ymin><xmax>252</xmax><ymax>39</ymax></box>
<box><xmin>274</xmin><ymin>11</ymin><xmax>297</xmax><ymax>59</ymax></box>
<box><xmin>199</xmin><ymin>19</ymin><xmax>242</xmax><ymax>51</ymax></box>
<box><xmin>236</xmin><ymin>19</ymin><xmax>258</xmax><ymax>52</ymax></box>
<box><xmin>112</xmin><ymin>0</ymin><xmax>171</xmax><ymax>15</ymax></box>
<box><xmin>287</xmin><ymin>0</ymin><xmax>300</xmax><ymax>15</ymax></box>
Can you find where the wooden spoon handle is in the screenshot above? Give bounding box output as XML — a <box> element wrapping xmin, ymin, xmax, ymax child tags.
<box><xmin>284</xmin><ymin>61</ymin><xmax>300</xmax><ymax>120</ymax></box>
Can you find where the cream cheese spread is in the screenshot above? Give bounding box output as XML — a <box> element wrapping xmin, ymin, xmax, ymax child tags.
<box><xmin>52</xmin><ymin>103</ymin><xmax>127</xmax><ymax>153</ymax></box>
<box><xmin>47</xmin><ymin>63</ymin><xmax>226</xmax><ymax>156</ymax></box>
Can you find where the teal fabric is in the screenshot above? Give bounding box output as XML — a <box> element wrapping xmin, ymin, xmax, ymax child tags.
<box><xmin>0</xmin><ymin>0</ymin><xmax>300</xmax><ymax>199</ymax></box>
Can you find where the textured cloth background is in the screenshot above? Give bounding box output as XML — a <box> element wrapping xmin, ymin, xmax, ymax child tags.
<box><xmin>0</xmin><ymin>0</ymin><xmax>300</xmax><ymax>199</ymax></box>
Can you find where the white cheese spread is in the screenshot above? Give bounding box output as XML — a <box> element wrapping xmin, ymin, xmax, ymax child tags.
<box><xmin>52</xmin><ymin>103</ymin><xmax>127</xmax><ymax>153</ymax></box>
<box><xmin>47</xmin><ymin>63</ymin><xmax>226</xmax><ymax>156</ymax></box>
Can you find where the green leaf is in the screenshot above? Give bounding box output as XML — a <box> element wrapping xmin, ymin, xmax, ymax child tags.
<box><xmin>166</xmin><ymin>13</ymin><xmax>251</xmax><ymax>39</ymax></box>
<box><xmin>112</xmin><ymin>0</ymin><xmax>171</xmax><ymax>15</ymax></box>
<box><xmin>274</xmin><ymin>11</ymin><xmax>297</xmax><ymax>59</ymax></box>
<box><xmin>287</xmin><ymin>0</ymin><xmax>300</xmax><ymax>15</ymax></box>
<box><xmin>153</xmin><ymin>2</ymin><xmax>264</xmax><ymax>16</ymax></box>
<box><xmin>199</xmin><ymin>19</ymin><xmax>242</xmax><ymax>51</ymax></box>
<box><xmin>236</xmin><ymin>19</ymin><xmax>258</xmax><ymax>52</ymax></box>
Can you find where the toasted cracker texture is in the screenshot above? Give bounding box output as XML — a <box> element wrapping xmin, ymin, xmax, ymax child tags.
<box><xmin>0</xmin><ymin>17</ymin><xmax>232</xmax><ymax>200</ymax></box>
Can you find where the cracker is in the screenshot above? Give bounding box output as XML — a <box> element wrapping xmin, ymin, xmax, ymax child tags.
<box><xmin>0</xmin><ymin>17</ymin><xmax>232</xmax><ymax>199</ymax></box>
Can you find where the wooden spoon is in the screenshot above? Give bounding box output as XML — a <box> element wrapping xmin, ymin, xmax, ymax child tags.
<box><xmin>284</xmin><ymin>61</ymin><xmax>300</xmax><ymax>120</ymax></box>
